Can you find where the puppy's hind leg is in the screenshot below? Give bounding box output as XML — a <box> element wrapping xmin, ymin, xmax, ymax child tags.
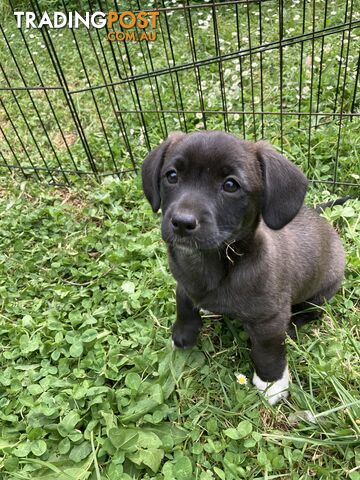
<box><xmin>288</xmin><ymin>302</ymin><xmax>323</xmax><ymax>338</ymax></box>
<box><xmin>288</xmin><ymin>279</ymin><xmax>342</xmax><ymax>337</ymax></box>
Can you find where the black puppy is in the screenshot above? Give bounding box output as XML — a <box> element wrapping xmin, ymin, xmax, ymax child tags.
<box><xmin>142</xmin><ymin>131</ymin><xmax>345</xmax><ymax>404</ymax></box>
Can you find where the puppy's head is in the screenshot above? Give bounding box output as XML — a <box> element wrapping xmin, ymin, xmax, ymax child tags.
<box><xmin>142</xmin><ymin>131</ymin><xmax>307</xmax><ymax>250</ymax></box>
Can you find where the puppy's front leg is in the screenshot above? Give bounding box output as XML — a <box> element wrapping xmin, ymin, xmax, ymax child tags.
<box><xmin>244</xmin><ymin>319</ymin><xmax>289</xmax><ymax>405</ymax></box>
<box><xmin>172</xmin><ymin>285</ymin><xmax>202</xmax><ymax>349</ymax></box>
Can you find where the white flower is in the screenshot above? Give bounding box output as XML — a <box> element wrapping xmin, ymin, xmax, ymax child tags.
<box><xmin>235</xmin><ymin>373</ymin><xmax>247</xmax><ymax>385</ymax></box>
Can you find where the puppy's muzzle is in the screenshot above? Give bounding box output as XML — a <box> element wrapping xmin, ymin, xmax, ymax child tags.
<box><xmin>171</xmin><ymin>211</ymin><xmax>199</xmax><ymax>237</ymax></box>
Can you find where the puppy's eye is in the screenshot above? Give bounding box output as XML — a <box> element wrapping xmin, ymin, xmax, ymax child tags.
<box><xmin>223</xmin><ymin>178</ymin><xmax>239</xmax><ymax>193</ymax></box>
<box><xmin>166</xmin><ymin>170</ymin><xmax>178</xmax><ymax>184</ymax></box>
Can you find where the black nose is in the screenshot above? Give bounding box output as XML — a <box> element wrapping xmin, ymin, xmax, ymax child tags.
<box><xmin>171</xmin><ymin>212</ymin><xmax>198</xmax><ymax>235</ymax></box>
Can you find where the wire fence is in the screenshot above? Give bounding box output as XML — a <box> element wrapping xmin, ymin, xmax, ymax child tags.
<box><xmin>0</xmin><ymin>0</ymin><xmax>359</xmax><ymax>190</ymax></box>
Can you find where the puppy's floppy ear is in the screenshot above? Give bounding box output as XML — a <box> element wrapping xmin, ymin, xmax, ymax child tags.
<box><xmin>142</xmin><ymin>132</ymin><xmax>184</xmax><ymax>212</ymax></box>
<box><xmin>256</xmin><ymin>141</ymin><xmax>308</xmax><ymax>229</ymax></box>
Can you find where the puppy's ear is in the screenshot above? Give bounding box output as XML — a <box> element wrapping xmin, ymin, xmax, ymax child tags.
<box><xmin>256</xmin><ymin>141</ymin><xmax>308</xmax><ymax>229</ymax></box>
<box><xmin>142</xmin><ymin>132</ymin><xmax>184</xmax><ymax>212</ymax></box>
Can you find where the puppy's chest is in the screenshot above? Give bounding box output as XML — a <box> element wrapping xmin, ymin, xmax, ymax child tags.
<box><xmin>168</xmin><ymin>249</ymin><xmax>260</xmax><ymax>318</ymax></box>
<box><xmin>168</xmin><ymin>248</ymin><xmax>225</xmax><ymax>296</ymax></box>
<box><xmin>169</xmin><ymin>250</ymin><xmax>281</xmax><ymax>321</ymax></box>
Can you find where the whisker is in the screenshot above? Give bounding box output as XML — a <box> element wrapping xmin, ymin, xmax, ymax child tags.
<box><xmin>225</xmin><ymin>240</ymin><xmax>244</xmax><ymax>264</ymax></box>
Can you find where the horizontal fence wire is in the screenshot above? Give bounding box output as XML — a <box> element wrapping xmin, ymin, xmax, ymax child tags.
<box><xmin>0</xmin><ymin>0</ymin><xmax>359</xmax><ymax>189</ymax></box>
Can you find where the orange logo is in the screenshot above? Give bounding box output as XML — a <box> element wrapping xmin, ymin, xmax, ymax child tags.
<box><xmin>106</xmin><ymin>11</ymin><xmax>159</xmax><ymax>42</ymax></box>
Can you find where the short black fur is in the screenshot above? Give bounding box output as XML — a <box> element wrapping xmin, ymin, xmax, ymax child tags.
<box><xmin>142</xmin><ymin>131</ymin><xmax>346</xmax><ymax>402</ymax></box>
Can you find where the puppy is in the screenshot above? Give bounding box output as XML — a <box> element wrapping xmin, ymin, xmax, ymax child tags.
<box><xmin>142</xmin><ymin>131</ymin><xmax>345</xmax><ymax>405</ymax></box>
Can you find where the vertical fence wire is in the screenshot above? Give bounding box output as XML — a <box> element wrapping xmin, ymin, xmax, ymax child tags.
<box><xmin>258</xmin><ymin>1</ymin><xmax>264</xmax><ymax>139</ymax></box>
<box><xmin>211</xmin><ymin>1</ymin><xmax>229</xmax><ymax>131</ymax></box>
<box><xmin>278</xmin><ymin>0</ymin><xmax>284</xmax><ymax>153</ymax></box>
<box><xmin>315</xmin><ymin>0</ymin><xmax>328</xmax><ymax>127</ymax></box>
<box><xmin>246</xmin><ymin>3</ymin><xmax>257</xmax><ymax>140</ymax></box>
<box><xmin>350</xmin><ymin>52</ymin><xmax>360</xmax><ymax>117</ymax></box>
<box><xmin>235</xmin><ymin>2</ymin><xmax>246</xmax><ymax>139</ymax></box>
<box><xmin>297</xmin><ymin>0</ymin><xmax>306</xmax><ymax>130</ymax></box>
<box><xmin>307</xmin><ymin>0</ymin><xmax>316</xmax><ymax>168</ymax></box>
<box><xmin>334</xmin><ymin>0</ymin><xmax>354</xmax><ymax>188</ymax></box>
<box><xmin>333</xmin><ymin>0</ymin><xmax>350</xmax><ymax>118</ymax></box>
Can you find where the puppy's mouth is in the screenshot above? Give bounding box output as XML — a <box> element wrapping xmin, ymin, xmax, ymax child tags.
<box><xmin>170</xmin><ymin>237</ymin><xmax>199</xmax><ymax>251</ymax></box>
<box><xmin>162</xmin><ymin>229</ymin><xmax>229</xmax><ymax>251</ymax></box>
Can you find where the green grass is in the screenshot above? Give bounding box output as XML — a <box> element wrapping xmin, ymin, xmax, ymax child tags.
<box><xmin>0</xmin><ymin>0</ymin><xmax>359</xmax><ymax>478</ymax></box>
<box><xmin>0</xmin><ymin>176</ymin><xmax>358</xmax><ymax>479</ymax></box>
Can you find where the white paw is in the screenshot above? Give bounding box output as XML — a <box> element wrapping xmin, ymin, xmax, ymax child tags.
<box><xmin>252</xmin><ymin>365</ymin><xmax>289</xmax><ymax>405</ymax></box>
<box><xmin>171</xmin><ymin>340</ymin><xmax>177</xmax><ymax>350</ymax></box>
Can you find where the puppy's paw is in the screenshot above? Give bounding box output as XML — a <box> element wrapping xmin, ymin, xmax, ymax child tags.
<box><xmin>252</xmin><ymin>365</ymin><xmax>289</xmax><ymax>405</ymax></box>
<box><xmin>172</xmin><ymin>324</ymin><xmax>199</xmax><ymax>349</ymax></box>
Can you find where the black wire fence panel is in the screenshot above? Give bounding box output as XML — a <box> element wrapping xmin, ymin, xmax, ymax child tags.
<box><xmin>0</xmin><ymin>0</ymin><xmax>359</xmax><ymax>188</ymax></box>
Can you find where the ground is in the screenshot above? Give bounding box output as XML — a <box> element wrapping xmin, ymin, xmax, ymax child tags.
<box><xmin>0</xmin><ymin>176</ymin><xmax>358</xmax><ymax>479</ymax></box>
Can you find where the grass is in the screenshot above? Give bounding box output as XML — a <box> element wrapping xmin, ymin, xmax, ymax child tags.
<box><xmin>0</xmin><ymin>0</ymin><xmax>359</xmax><ymax>478</ymax></box>
<box><xmin>0</xmin><ymin>176</ymin><xmax>358</xmax><ymax>480</ymax></box>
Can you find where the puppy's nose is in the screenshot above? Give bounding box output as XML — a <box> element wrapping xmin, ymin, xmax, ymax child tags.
<box><xmin>171</xmin><ymin>212</ymin><xmax>198</xmax><ymax>235</ymax></box>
